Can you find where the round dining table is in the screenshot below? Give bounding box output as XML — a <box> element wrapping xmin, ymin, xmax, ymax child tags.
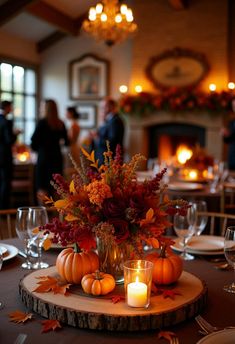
<box><xmin>0</xmin><ymin>238</ymin><xmax>235</xmax><ymax>344</ymax></box>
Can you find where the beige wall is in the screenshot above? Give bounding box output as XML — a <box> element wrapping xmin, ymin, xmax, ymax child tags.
<box><xmin>130</xmin><ymin>0</ymin><xmax>228</xmax><ymax>93</ymax></box>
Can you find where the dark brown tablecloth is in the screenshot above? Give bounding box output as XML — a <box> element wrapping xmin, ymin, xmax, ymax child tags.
<box><xmin>1</xmin><ymin>238</ymin><xmax>235</xmax><ymax>344</ymax></box>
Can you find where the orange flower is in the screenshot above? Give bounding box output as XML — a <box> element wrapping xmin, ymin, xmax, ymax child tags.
<box><xmin>84</xmin><ymin>180</ymin><xmax>112</xmax><ymax>207</ymax></box>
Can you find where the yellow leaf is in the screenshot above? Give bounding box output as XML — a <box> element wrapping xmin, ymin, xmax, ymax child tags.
<box><xmin>150</xmin><ymin>238</ymin><xmax>160</xmax><ymax>248</ymax></box>
<box><xmin>69</xmin><ymin>180</ymin><xmax>75</xmax><ymax>194</ymax></box>
<box><xmin>54</xmin><ymin>199</ymin><xmax>69</xmax><ymax>209</ymax></box>
<box><xmin>65</xmin><ymin>214</ymin><xmax>78</xmax><ymax>221</ymax></box>
<box><xmin>146</xmin><ymin>208</ymin><xmax>154</xmax><ymax>221</ymax></box>
<box><xmin>32</xmin><ymin>227</ymin><xmax>39</xmax><ymax>234</ymax></box>
<box><xmin>43</xmin><ymin>238</ymin><xmax>52</xmax><ymax>251</ymax></box>
<box><xmin>81</xmin><ymin>146</ymin><xmax>91</xmax><ymax>159</ymax></box>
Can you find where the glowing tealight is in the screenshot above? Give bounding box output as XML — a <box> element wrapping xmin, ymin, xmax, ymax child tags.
<box><xmin>119</xmin><ymin>85</ymin><xmax>128</xmax><ymax>94</ymax></box>
<box><xmin>135</xmin><ymin>85</ymin><xmax>142</xmax><ymax>93</ymax></box>
<box><xmin>188</xmin><ymin>170</ymin><xmax>198</xmax><ymax>180</ymax></box>
<box><xmin>209</xmin><ymin>83</ymin><xmax>216</xmax><ymax>91</ymax></box>
<box><xmin>228</xmin><ymin>82</ymin><xmax>235</xmax><ymax>90</ymax></box>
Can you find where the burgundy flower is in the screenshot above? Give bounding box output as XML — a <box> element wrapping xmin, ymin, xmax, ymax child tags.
<box><xmin>103</xmin><ymin>199</ymin><xmax>126</xmax><ymax>218</ymax></box>
<box><xmin>108</xmin><ymin>218</ymin><xmax>130</xmax><ymax>244</ymax></box>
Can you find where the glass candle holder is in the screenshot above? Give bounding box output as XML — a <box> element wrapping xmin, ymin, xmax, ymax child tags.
<box><xmin>123</xmin><ymin>260</ymin><xmax>153</xmax><ymax>308</ymax></box>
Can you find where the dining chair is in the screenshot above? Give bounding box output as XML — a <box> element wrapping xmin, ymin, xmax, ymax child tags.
<box><xmin>220</xmin><ymin>182</ymin><xmax>235</xmax><ymax>214</ymax></box>
<box><xmin>197</xmin><ymin>211</ymin><xmax>235</xmax><ymax>236</ymax></box>
<box><xmin>11</xmin><ymin>163</ymin><xmax>35</xmax><ymax>206</ymax></box>
<box><xmin>0</xmin><ymin>208</ymin><xmax>17</xmax><ymax>239</ymax></box>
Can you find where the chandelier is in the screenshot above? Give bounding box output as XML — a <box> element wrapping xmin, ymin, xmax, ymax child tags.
<box><xmin>82</xmin><ymin>0</ymin><xmax>137</xmax><ymax>46</ymax></box>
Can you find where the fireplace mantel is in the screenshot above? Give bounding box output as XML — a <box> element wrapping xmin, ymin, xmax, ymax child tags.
<box><xmin>125</xmin><ymin>111</ymin><xmax>224</xmax><ymax>162</ymax></box>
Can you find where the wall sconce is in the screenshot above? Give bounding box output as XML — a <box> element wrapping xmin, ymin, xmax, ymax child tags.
<box><xmin>135</xmin><ymin>85</ymin><xmax>142</xmax><ymax>93</ymax></box>
<box><xmin>119</xmin><ymin>85</ymin><xmax>128</xmax><ymax>94</ymax></box>
<box><xmin>209</xmin><ymin>83</ymin><xmax>216</xmax><ymax>92</ymax></box>
<box><xmin>228</xmin><ymin>82</ymin><xmax>235</xmax><ymax>90</ymax></box>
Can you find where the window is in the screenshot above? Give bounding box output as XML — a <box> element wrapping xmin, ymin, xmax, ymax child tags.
<box><xmin>0</xmin><ymin>61</ymin><xmax>38</xmax><ymax>144</ymax></box>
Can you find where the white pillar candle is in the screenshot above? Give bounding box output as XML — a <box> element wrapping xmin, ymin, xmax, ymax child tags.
<box><xmin>127</xmin><ymin>281</ymin><xmax>147</xmax><ymax>307</ymax></box>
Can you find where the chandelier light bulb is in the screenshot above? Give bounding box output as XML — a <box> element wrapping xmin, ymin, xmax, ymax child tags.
<box><xmin>120</xmin><ymin>4</ymin><xmax>128</xmax><ymax>15</ymax></box>
<box><xmin>89</xmin><ymin>7</ymin><xmax>96</xmax><ymax>21</ymax></box>
<box><xmin>96</xmin><ymin>3</ymin><xmax>103</xmax><ymax>14</ymax></box>
<box><xmin>126</xmin><ymin>9</ymin><xmax>134</xmax><ymax>22</ymax></box>
<box><xmin>228</xmin><ymin>82</ymin><xmax>235</xmax><ymax>90</ymax></box>
<box><xmin>101</xmin><ymin>13</ymin><xmax>107</xmax><ymax>22</ymax></box>
<box><xmin>115</xmin><ymin>14</ymin><xmax>122</xmax><ymax>23</ymax></box>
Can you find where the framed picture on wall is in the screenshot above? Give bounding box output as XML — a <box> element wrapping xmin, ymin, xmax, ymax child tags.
<box><xmin>145</xmin><ymin>47</ymin><xmax>210</xmax><ymax>90</ymax></box>
<box><xmin>76</xmin><ymin>104</ymin><xmax>97</xmax><ymax>129</ymax></box>
<box><xmin>69</xmin><ymin>54</ymin><xmax>109</xmax><ymax>100</ymax></box>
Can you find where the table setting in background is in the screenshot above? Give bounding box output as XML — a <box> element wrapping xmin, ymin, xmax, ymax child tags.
<box><xmin>1</xmin><ymin>146</ymin><xmax>235</xmax><ymax>344</ymax></box>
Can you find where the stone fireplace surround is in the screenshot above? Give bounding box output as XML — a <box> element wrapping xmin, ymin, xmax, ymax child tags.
<box><xmin>126</xmin><ymin>111</ymin><xmax>224</xmax><ymax>165</ymax></box>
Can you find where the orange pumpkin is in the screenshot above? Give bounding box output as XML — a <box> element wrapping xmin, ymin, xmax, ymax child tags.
<box><xmin>81</xmin><ymin>270</ymin><xmax>115</xmax><ymax>295</ymax></box>
<box><xmin>56</xmin><ymin>248</ymin><xmax>99</xmax><ymax>284</ymax></box>
<box><xmin>146</xmin><ymin>245</ymin><xmax>183</xmax><ymax>285</ymax></box>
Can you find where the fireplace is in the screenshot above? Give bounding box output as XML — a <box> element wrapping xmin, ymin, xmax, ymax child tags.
<box><xmin>126</xmin><ymin>111</ymin><xmax>224</xmax><ymax>167</ymax></box>
<box><xmin>148</xmin><ymin>123</ymin><xmax>205</xmax><ymax>161</ymax></box>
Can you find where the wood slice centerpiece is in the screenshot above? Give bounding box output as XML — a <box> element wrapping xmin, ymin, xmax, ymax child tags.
<box><xmin>19</xmin><ymin>266</ymin><xmax>207</xmax><ymax>331</ymax></box>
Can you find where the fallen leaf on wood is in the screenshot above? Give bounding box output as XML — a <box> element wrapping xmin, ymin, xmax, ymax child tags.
<box><xmin>110</xmin><ymin>295</ymin><xmax>125</xmax><ymax>304</ymax></box>
<box><xmin>9</xmin><ymin>310</ymin><xmax>33</xmax><ymax>323</ymax></box>
<box><xmin>33</xmin><ymin>276</ymin><xmax>71</xmax><ymax>295</ymax></box>
<box><xmin>162</xmin><ymin>289</ymin><xmax>182</xmax><ymax>300</ymax></box>
<box><xmin>158</xmin><ymin>330</ymin><xmax>177</xmax><ymax>342</ymax></box>
<box><xmin>41</xmin><ymin>319</ymin><xmax>62</xmax><ymax>333</ymax></box>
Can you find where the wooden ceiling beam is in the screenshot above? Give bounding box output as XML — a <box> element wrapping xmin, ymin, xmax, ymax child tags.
<box><xmin>26</xmin><ymin>1</ymin><xmax>78</xmax><ymax>36</ymax></box>
<box><xmin>0</xmin><ymin>0</ymin><xmax>38</xmax><ymax>26</ymax></box>
<box><xmin>168</xmin><ymin>0</ymin><xmax>188</xmax><ymax>10</ymax></box>
<box><xmin>36</xmin><ymin>11</ymin><xmax>88</xmax><ymax>53</ymax></box>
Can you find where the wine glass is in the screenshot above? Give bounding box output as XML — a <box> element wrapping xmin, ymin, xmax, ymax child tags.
<box><xmin>191</xmin><ymin>201</ymin><xmax>208</xmax><ymax>236</ymax></box>
<box><xmin>174</xmin><ymin>206</ymin><xmax>196</xmax><ymax>260</ymax></box>
<box><xmin>0</xmin><ymin>247</ymin><xmax>4</xmax><ymax>309</ymax></box>
<box><xmin>224</xmin><ymin>226</ymin><xmax>235</xmax><ymax>293</ymax></box>
<box><xmin>15</xmin><ymin>207</ymin><xmax>34</xmax><ymax>269</ymax></box>
<box><xmin>28</xmin><ymin>206</ymin><xmax>49</xmax><ymax>269</ymax></box>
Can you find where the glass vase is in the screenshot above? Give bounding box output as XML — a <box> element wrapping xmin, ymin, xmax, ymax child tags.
<box><xmin>96</xmin><ymin>239</ymin><xmax>130</xmax><ymax>284</ymax></box>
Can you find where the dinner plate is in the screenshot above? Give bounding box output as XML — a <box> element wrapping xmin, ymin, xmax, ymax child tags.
<box><xmin>196</xmin><ymin>328</ymin><xmax>235</xmax><ymax>344</ymax></box>
<box><xmin>186</xmin><ymin>235</ymin><xmax>224</xmax><ymax>251</ymax></box>
<box><xmin>171</xmin><ymin>236</ymin><xmax>224</xmax><ymax>256</ymax></box>
<box><xmin>136</xmin><ymin>171</ymin><xmax>153</xmax><ymax>182</ymax></box>
<box><xmin>0</xmin><ymin>244</ymin><xmax>8</xmax><ymax>255</ymax></box>
<box><xmin>168</xmin><ymin>182</ymin><xmax>204</xmax><ymax>191</ymax></box>
<box><xmin>0</xmin><ymin>243</ymin><xmax>19</xmax><ymax>261</ymax></box>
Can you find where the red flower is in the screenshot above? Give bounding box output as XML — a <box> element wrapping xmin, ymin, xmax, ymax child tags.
<box><xmin>108</xmin><ymin>219</ymin><xmax>130</xmax><ymax>244</ymax></box>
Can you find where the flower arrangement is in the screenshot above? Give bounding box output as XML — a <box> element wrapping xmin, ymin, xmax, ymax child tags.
<box><xmin>119</xmin><ymin>88</ymin><xmax>234</xmax><ymax>116</ymax></box>
<box><xmin>184</xmin><ymin>145</ymin><xmax>214</xmax><ymax>171</ymax></box>
<box><xmin>42</xmin><ymin>144</ymin><xmax>188</xmax><ymax>257</ymax></box>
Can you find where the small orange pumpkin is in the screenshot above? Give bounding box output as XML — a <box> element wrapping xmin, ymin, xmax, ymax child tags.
<box><xmin>146</xmin><ymin>244</ymin><xmax>183</xmax><ymax>285</ymax></box>
<box><xmin>81</xmin><ymin>270</ymin><xmax>115</xmax><ymax>295</ymax></box>
<box><xmin>56</xmin><ymin>247</ymin><xmax>99</xmax><ymax>284</ymax></box>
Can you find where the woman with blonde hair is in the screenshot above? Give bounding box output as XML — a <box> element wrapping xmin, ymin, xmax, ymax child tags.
<box><xmin>31</xmin><ymin>99</ymin><xmax>69</xmax><ymax>199</ymax></box>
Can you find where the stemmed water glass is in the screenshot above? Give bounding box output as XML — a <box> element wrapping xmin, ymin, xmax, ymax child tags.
<box><xmin>191</xmin><ymin>201</ymin><xmax>208</xmax><ymax>236</ymax></box>
<box><xmin>28</xmin><ymin>206</ymin><xmax>49</xmax><ymax>269</ymax></box>
<box><xmin>0</xmin><ymin>247</ymin><xmax>4</xmax><ymax>309</ymax></box>
<box><xmin>174</xmin><ymin>206</ymin><xmax>196</xmax><ymax>260</ymax></box>
<box><xmin>224</xmin><ymin>226</ymin><xmax>235</xmax><ymax>293</ymax></box>
<box><xmin>15</xmin><ymin>207</ymin><xmax>35</xmax><ymax>269</ymax></box>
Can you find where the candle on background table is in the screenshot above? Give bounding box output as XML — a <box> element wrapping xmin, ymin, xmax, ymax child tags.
<box><xmin>127</xmin><ymin>279</ymin><xmax>147</xmax><ymax>307</ymax></box>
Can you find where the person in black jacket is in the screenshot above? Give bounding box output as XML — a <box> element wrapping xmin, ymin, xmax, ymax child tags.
<box><xmin>0</xmin><ymin>101</ymin><xmax>17</xmax><ymax>209</ymax></box>
<box><xmin>221</xmin><ymin>99</ymin><xmax>235</xmax><ymax>170</ymax></box>
<box><xmin>31</xmin><ymin>99</ymin><xmax>69</xmax><ymax>199</ymax></box>
<box><xmin>93</xmin><ymin>98</ymin><xmax>125</xmax><ymax>165</ymax></box>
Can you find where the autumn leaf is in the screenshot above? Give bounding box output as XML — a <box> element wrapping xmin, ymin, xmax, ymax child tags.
<box><xmin>43</xmin><ymin>237</ymin><xmax>52</xmax><ymax>251</ymax></box>
<box><xmin>162</xmin><ymin>289</ymin><xmax>182</xmax><ymax>300</ymax></box>
<box><xmin>69</xmin><ymin>180</ymin><xmax>75</xmax><ymax>194</ymax></box>
<box><xmin>41</xmin><ymin>319</ymin><xmax>62</xmax><ymax>333</ymax></box>
<box><xmin>110</xmin><ymin>295</ymin><xmax>125</xmax><ymax>304</ymax></box>
<box><xmin>9</xmin><ymin>310</ymin><xmax>33</xmax><ymax>323</ymax></box>
<box><xmin>81</xmin><ymin>147</ymin><xmax>99</xmax><ymax>169</ymax></box>
<box><xmin>158</xmin><ymin>330</ymin><xmax>177</xmax><ymax>342</ymax></box>
<box><xmin>140</xmin><ymin>208</ymin><xmax>155</xmax><ymax>227</ymax></box>
<box><xmin>33</xmin><ymin>276</ymin><xmax>71</xmax><ymax>295</ymax></box>
<box><xmin>65</xmin><ymin>213</ymin><xmax>78</xmax><ymax>222</ymax></box>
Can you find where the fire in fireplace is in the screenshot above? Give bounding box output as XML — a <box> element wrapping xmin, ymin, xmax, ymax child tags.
<box><xmin>148</xmin><ymin>123</ymin><xmax>205</xmax><ymax>162</ymax></box>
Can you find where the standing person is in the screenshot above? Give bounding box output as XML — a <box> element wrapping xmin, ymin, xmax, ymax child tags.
<box><xmin>221</xmin><ymin>99</ymin><xmax>235</xmax><ymax>170</ymax></box>
<box><xmin>0</xmin><ymin>100</ymin><xmax>18</xmax><ymax>209</ymax></box>
<box><xmin>93</xmin><ymin>98</ymin><xmax>125</xmax><ymax>165</ymax></box>
<box><xmin>66</xmin><ymin>106</ymin><xmax>80</xmax><ymax>164</ymax></box>
<box><xmin>31</xmin><ymin>99</ymin><xmax>69</xmax><ymax>199</ymax></box>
